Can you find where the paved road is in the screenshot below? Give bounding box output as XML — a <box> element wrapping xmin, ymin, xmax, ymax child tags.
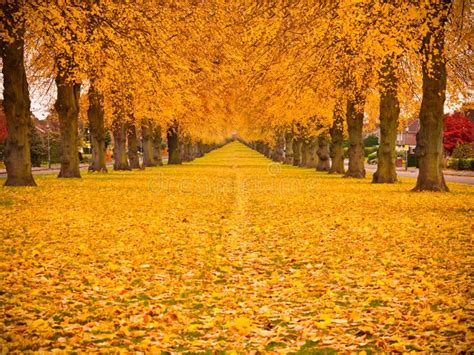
<box><xmin>0</xmin><ymin>159</ymin><xmax>169</xmax><ymax>177</ymax></box>
<box><xmin>2</xmin><ymin>160</ymin><xmax>473</xmax><ymax>185</ymax></box>
<box><xmin>361</xmin><ymin>164</ymin><xmax>474</xmax><ymax>185</ymax></box>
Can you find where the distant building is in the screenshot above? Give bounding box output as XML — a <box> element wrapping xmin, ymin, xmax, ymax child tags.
<box><xmin>397</xmin><ymin>119</ymin><xmax>419</xmax><ymax>147</ymax></box>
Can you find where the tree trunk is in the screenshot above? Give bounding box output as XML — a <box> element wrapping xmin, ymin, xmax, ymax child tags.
<box><xmin>301</xmin><ymin>140</ymin><xmax>310</xmax><ymax>167</ymax></box>
<box><xmin>195</xmin><ymin>141</ymin><xmax>203</xmax><ymax>158</ymax></box>
<box><xmin>345</xmin><ymin>96</ymin><xmax>366</xmax><ymax>178</ymax></box>
<box><xmin>263</xmin><ymin>143</ymin><xmax>271</xmax><ymax>158</ymax></box>
<box><xmin>112</xmin><ymin>120</ymin><xmax>130</xmax><ymax>170</ymax></box>
<box><xmin>413</xmin><ymin>1</ymin><xmax>451</xmax><ymax>192</ymax></box>
<box><xmin>317</xmin><ymin>135</ymin><xmax>330</xmax><ymax>171</ymax></box>
<box><xmin>180</xmin><ymin>141</ymin><xmax>192</xmax><ymax>162</ymax></box>
<box><xmin>284</xmin><ymin>131</ymin><xmax>293</xmax><ymax>164</ymax></box>
<box><xmin>373</xmin><ymin>58</ymin><xmax>399</xmax><ymax>183</ymax></box>
<box><xmin>55</xmin><ymin>73</ymin><xmax>81</xmax><ymax>178</ymax></box>
<box><xmin>88</xmin><ymin>83</ymin><xmax>107</xmax><ymax>172</ymax></box>
<box><xmin>329</xmin><ymin>104</ymin><xmax>345</xmax><ymax>174</ymax></box>
<box><xmin>153</xmin><ymin>125</ymin><xmax>163</xmax><ymax>166</ymax></box>
<box><xmin>127</xmin><ymin>124</ymin><xmax>140</xmax><ymax>169</ymax></box>
<box><xmin>307</xmin><ymin>138</ymin><xmax>318</xmax><ymax>168</ymax></box>
<box><xmin>271</xmin><ymin>132</ymin><xmax>285</xmax><ymax>162</ymax></box>
<box><xmin>0</xmin><ymin>2</ymin><xmax>36</xmax><ymax>186</ymax></box>
<box><xmin>292</xmin><ymin>138</ymin><xmax>302</xmax><ymax>166</ymax></box>
<box><xmin>141</xmin><ymin>120</ymin><xmax>156</xmax><ymax>167</ymax></box>
<box><xmin>167</xmin><ymin>122</ymin><xmax>181</xmax><ymax>164</ymax></box>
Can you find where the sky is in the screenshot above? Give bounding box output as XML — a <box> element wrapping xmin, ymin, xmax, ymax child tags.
<box><xmin>0</xmin><ymin>71</ymin><xmax>54</xmax><ymax>120</ymax></box>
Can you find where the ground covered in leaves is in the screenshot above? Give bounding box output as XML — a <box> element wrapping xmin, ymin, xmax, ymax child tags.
<box><xmin>1</xmin><ymin>142</ymin><xmax>473</xmax><ymax>352</ymax></box>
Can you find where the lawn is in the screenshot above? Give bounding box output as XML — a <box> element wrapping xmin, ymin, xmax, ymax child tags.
<box><xmin>0</xmin><ymin>142</ymin><xmax>472</xmax><ymax>352</ymax></box>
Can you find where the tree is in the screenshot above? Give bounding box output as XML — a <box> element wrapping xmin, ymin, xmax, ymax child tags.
<box><xmin>316</xmin><ymin>134</ymin><xmax>330</xmax><ymax>172</ymax></box>
<box><xmin>167</xmin><ymin>121</ymin><xmax>181</xmax><ymax>165</ymax></box>
<box><xmin>112</xmin><ymin>116</ymin><xmax>130</xmax><ymax>171</ymax></box>
<box><xmin>30</xmin><ymin>124</ymin><xmax>46</xmax><ymax>167</ymax></box>
<box><xmin>345</xmin><ymin>93</ymin><xmax>366</xmax><ymax>178</ymax></box>
<box><xmin>413</xmin><ymin>0</ymin><xmax>452</xmax><ymax>192</ymax></box>
<box><xmin>127</xmin><ymin>124</ymin><xmax>140</xmax><ymax>169</ymax></box>
<box><xmin>0</xmin><ymin>1</ymin><xmax>36</xmax><ymax>186</ymax></box>
<box><xmin>329</xmin><ymin>104</ymin><xmax>345</xmax><ymax>174</ymax></box>
<box><xmin>0</xmin><ymin>107</ymin><xmax>7</xmax><ymax>142</ymax></box>
<box><xmin>55</xmin><ymin>68</ymin><xmax>81</xmax><ymax>178</ymax></box>
<box><xmin>88</xmin><ymin>83</ymin><xmax>107</xmax><ymax>172</ymax></box>
<box><xmin>141</xmin><ymin>120</ymin><xmax>157</xmax><ymax>167</ymax></box>
<box><xmin>443</xmin><ymin>112</ymin><xmax>474</xmax><ymax>154</ymax></box>
<box><xmin>373</xmin><ymin>57</ymin><xmax>399</xmax><ymax>184</ymax></box>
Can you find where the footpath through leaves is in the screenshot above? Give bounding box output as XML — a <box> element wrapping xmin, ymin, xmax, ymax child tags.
<box><xmin>1</xmin><ymin>142</ymin><xmax>473</xmax><ymax>352</ymax></box>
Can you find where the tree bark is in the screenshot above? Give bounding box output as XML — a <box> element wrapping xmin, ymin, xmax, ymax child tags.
<box><xmin>301</xmin><ymin>140</ymin><xmax>310</xmax><ymax>167</ymax></box>
<box><xmin>55</xmin><ymin>72</ymin><xmax>81</xmax><ymax>178</ymax></box>
<box><xmin>141</xmin><ymin>119</ymin><xmax>156</xmax><ymax>167</ymax></box>
<box><xmin>345</xmin><ymin>95</ymin><xmax>366</xmax><ymax>178</ymax></box>
<box><xmin>153</xmin><ymin>125</ymin><xmax>163</xmax><ymax>166</ymax></box>
<box><xmin>317</xmin><ymin>135</ymin><xmax>330</xmax><ymax>171</ymax></box>
<box><xmin>167</xmin><ymin>122</ymin><xmax>181</xmax><ymax>164</ymax></box>
<box><xmin>413</xmin><ymin>1</ymin><xmax>451</xmax><ymax>192</ymax></box>
<box><xmin>0</xmin><ymin>2</ymin><xmax>36</xmax><ymax>186</ymax></box>
<box><xmin>307</xmin><ymin>138</ymin><xmax>318</xmax><ymax>168</ymax></box>
<box><xmin>180</xmin><ymin>141</ymin><xmax>193</xmax><ymax>162</ymax></box>
<box><xmin>127</xmin><ymin>124</ymin><xmax>140</xmax><ymax>169</ymax></box>
<box><xmin>373</xmin><ymin>58</ymin><xmax>399</xmax><ymax>183</ymax></box>
<box><xmin>284</xmin><ymin>131</ymin><xmax>293</xmax><ymax>164</ymax></box>
<box><xmin>112</xmin><ymin>119</ymin><xmax>130</xmax><ymax>170</ymax></box>
<box><xmin>271</xmin><ymin>132</ymin><xmax>285</xmax><ymax>162</ymax></box>
<box><xmin>263</xmin><ymin>143</ymin><xmax>271</xmax><ymax>158</ymax></box>
<box><xmin>292</xmin><ymin>138</ymin><xmax>302</xmax><ymax>166</ymax></box>
<box><xmin>87</xmin><ymin>83</ymin><xmax>107</xmax><ymax>172</ymax></box>
<box><xmin>329</xmin><ymin>104</ymin><xmax>345</xmax><ymax>174</ymax></box>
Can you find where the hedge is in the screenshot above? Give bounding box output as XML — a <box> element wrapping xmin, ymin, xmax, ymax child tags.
<box><xmin>447</xmin><ymin>158</ymin><xmax>474</xmax><ymax>171</ymax></box>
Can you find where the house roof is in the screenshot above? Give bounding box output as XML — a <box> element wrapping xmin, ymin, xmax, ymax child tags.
<box><xmin>406</xmin><ymin>119</ymin><xmax>420</xmax><ymax>133</ymax></box>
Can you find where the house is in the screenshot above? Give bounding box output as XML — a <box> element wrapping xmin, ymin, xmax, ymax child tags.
<box><xmin>397</xmin><ymin>119</ymin><xmax>419</xmax><ymax>147</ymax></box>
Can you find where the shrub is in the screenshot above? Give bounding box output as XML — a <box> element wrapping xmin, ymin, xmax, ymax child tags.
<box><xmin>364</xmin><ymin>134</ymin><xmax>379</xmax><ymax>147</ymax></box>
<box><xmin>367</xmin><ymin>151</ymin><xmax>377</xmax><ymax>164</ymax></box>
<box><xmin>343</xmin><ymin>147</ymin><xmax>348</xmax><ymax>158</ymax></box>
<box><xmin>30</xmin><ymin>125</ymin><xmax>47</xmax><ymax>167</ymax></box>
<box><xmin>364</xmin><ymin>146</ymin><xmax>378</xmax><ymax>157</ymax></box>
<box><xmin>452</xmin><ymin>142</ymin><xmax>474</xmax><ymax>159</ymax></box>
<box><xmin>448</xmin><ymin>158</ymin><xmax>474</xmax><ymax>171</ymax></box>
<box><xmin>448</xmin><ymin>158</ymin><xmax>459</xmax><ymax>170</ymax></box>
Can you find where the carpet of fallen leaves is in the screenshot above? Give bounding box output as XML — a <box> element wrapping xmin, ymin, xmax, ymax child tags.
<box><xmin>0</xmin><ymin>142</ymin><xmax>473</xmax><ymax>352</ymax></box>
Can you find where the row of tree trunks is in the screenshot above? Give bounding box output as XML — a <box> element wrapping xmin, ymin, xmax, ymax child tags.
<box><xmin>316</xmin><ymin>136</ymin><xmax>330</xmax><ymax>171</ymax></box>
<box><xmin>112</xmin><ymin>119</ymin><xmax>131</xmax><ymax>171</ymax></box>
<box><xmin>307</xmin><ymin>138</ymin><xmax>318</xmax><ymax>168</ymax></box>
<box><xmin>141</xmin><ymin>119</ymin><xmax>156</xmax><ymax>167</ymax></box>
<box><xmin>301</xmin><ymin>140</ymin><xmax>309</xmax><ymax>167</ymax></box>
<box><xmin>345</xmin><ymin>94</ymin><xmax>366</xmax><ymax>178</ymax></box>
<box><xmin>284</xmin><ymin>131</ymin><xmax>294</xmax><ymax>164</ymax></box>
<box><xmin>167</xmin><ymin>121</ymin><xmax>181</xmax><ymax>165</ymax></box>
<box><xmin>329</xmin><ymin>105</ymin><xmax>345</xmax><ymax>174</ymax></box>
<box><xmin>292</xmin><ymin>139</ymin><xmax>302</xmax><ymax>166</ymax></box>
<box><xmin>0</xmin><ymin>2</ymin><xmax>36</xmax><ymax>186</ymax></box>
<box><xmin>271</xmin><ymin>132</ymin><xmax>285</xmax><ymax>162</ymax></box>
<box><xmin>373</xmin><ymin>58</ymin><xmax>399</xmax><ymax>183</ymax></box>
<box><xmin>88</xmin><ymin>82</ymin><xmax>107</xmax><ymax>172</ymax></box>
<box><xmin>55</xmin><ymin>69</ymin><xmax>81</xmax><ymax>178</ymax></box>
<box><xmin>127</xmin><ymin>124</ymin><xmax>140</xmax><ymax>169</ymax></box>
<box><xmin>413</xmin><ymin>0</ymin><xmax>450</xmax><ymax>192</ymax></box>
<box><xmin>153</xmin><ymin>125</ymin><xmax>163</xmax><ymax>166</ymax></box>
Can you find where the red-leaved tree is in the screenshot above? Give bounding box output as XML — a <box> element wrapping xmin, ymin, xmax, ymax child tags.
<box><xmin>0</xmin><ymin>109</ymin><xmax>7</xmax><ymax>143</ymax></box>
<box><xmin>443</xmin><ymin>112</ymin><xmax>474</xmax><ymax>154</ymax></box>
